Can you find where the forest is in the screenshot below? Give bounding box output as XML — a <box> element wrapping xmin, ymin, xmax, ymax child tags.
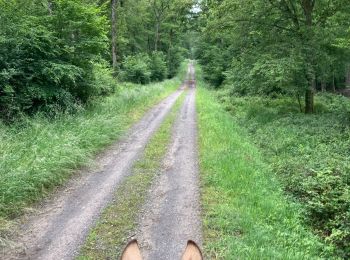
<box><xmin>0</xmin><ymin>0</ymin><xmax>350</xmax><ymax>259</ymax></box>
<box><xmin>195</xmin><ymin>1</ymin><xmax>350</xmax><ymax>258</ymax></box>
<box><xmin>0</xmin><ymin>0</ymin><xmax>193</xmax><ymax>120</ymax></box>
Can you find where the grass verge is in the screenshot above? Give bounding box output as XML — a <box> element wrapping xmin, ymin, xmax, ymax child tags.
<box><xmin>77</xmin><ymin>90</ymin><xmax>186</xmax><ymax>259</ymax></box>
<box><xmin>217</xmin><ymin>92</ymin><xmax>350</xmax><ymax>258</ymax></box>
<box><xmin>0</xmin><ymin>63</ymin><xmax>187</xmax><ymax>232</ymax></box>
<box><xmin>195</xmin><ymin>66</ymin><xmax>326</xmax><ymax>259</ymax></box>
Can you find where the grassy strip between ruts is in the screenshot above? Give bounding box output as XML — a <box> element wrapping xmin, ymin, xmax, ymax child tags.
<box><xmin>77</xmin><ymin>90</ymin><xmax>186</xmax><ymax>260</ymax></box>
<box><xmin>195</xmin><ymin>66</ymin><xmax>327</xmax><ymax>259</ymax></box>
<box><xmin>0</xmin><ymin>63</ymin><xmax>188</xmax><ymax>243</ymax></box>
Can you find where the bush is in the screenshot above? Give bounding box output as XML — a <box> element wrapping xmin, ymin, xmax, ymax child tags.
<box><xmin>120</xmin><ymin>52</ymin><xmax>172</xmax><ymax>84</ymax></box>
<box><xmin>167</xmin><ymin>46</ymin><xmax>187</xmax><ymax>78</ymax></box>
<box><xmin>223</xmin><ymin>52</ymin><xmax>307</xmax><ymax>97</ymax></box>
<box><xmin>0</xmin><ymin>1</ymin><xmax>108</xmax><ymax>120</ymax></box>
<box><xmin>120</xmin><ymin>54</ymin><xmax>151</xmax><ymax>84</ymax></box>
<box><xmin>196</xmin><ymin>45</ymin><xmax>230</xmax><ymax>87</ymax></box>
<box><xmin>91</xmin><ymin>61</ymin><xmax>117</xmax><ymax>96</ymax></box>
<box><xmin>149</xmin><ymin>51</ymin><xmax>168</xmax><ymax>81</ymax></box>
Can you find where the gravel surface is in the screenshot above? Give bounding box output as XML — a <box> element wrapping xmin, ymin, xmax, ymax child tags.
<box><xmin>2</xmin><ymin>89</ymin><xmax>183</xmax><ymax>260</ymax></box>
<box><xmin>137</xmin><ymin>63</ymin><xmax>202</xmax><ymax>260</ymax></box>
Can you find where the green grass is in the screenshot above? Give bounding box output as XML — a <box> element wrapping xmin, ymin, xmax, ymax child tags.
<box><xmin>0</xmin><ymin>63</ymin><xmax>187</xmax><ymax>225</ymax></box>
<box><xmin>77</xmin><ymin>90</ymin><xmax>186</xmax><ymax>260</ymax></box>
<box><xmin>195</xmin><ymin>66</ymin><xmax>326</xmax><ymax>259</ymax></box>
<box><xmin>217</xmin><ymin>92</ymin><xmax>350</xmax><ymax>258</ymax></box>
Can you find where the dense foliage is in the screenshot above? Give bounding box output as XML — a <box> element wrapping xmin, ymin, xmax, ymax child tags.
<box><xmin>219</xmin><ymin>92</ymin><xmax>350</xmax><ymax>258</ymax></box>
<box><xmin>100</xmin><ymin>0</ymin><xmax>194</xmax><ymax>77</ymax></box>
<box><xmin>0</xmin><ymin>0</ymin><xmax>109</xmax><ymax>120</ymax></box>
<box><xmin>0</xmin><ymin>0</ymin><xmax>194</xmax><ymax>120</ymax></box>
<box><xmin>120</xmin><ymin>54</ymin><xmax>152</xmax><ymax>84</ymax></box>
<box><xmin>194</xmin><ymin>1</ymin><xmax>350</xmax><ymax>257</ymax></box>
<box><xmin>120</xmin><ymin>52</ymin><xmax>168</xmax><ymax>84</ymax></box>
<box><xmin>195</xmin><ymin>0</ymin><xmax>350</xmax><ymax>113</ymax></box>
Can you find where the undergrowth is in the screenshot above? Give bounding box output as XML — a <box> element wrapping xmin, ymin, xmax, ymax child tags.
<box><xmin>196</xmin><ymin>65</ymin><xmax>326</xmax><ymax>259</ymax></box>
<box><xmin>218</xmin><ymin>91</ymin><xmax>350</xmax><ymax>259</ymax></box>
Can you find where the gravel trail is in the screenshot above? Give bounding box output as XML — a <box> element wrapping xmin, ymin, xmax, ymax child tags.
<box><xmin>2</xmin><ymin>88</ymin><xmax>184</xmax><ymax>260</ymax></box>
<box><xmin>137</xmin><ymin>62</ymin><xmax>202</xmax><ymax>260</ymax></box>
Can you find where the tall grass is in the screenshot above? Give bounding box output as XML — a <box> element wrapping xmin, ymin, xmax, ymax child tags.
<box><xmin>196</xmin><ymin>65</ymin><xmax>325</xmax><ymax>259</ymax></box>
<box><xmin>0</xmin><ymin>73</ymin><xmax>184</xmax><ymax>221</ymax></box>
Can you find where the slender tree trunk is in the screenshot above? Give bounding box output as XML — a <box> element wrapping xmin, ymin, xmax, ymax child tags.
<box><xmin>346</xmin><ymin>66</ymin><xmax>350</xmax><ymax>87</ymax></box>
<box><xmin>168</xmin><ymin>30</ymin><xmax>173</xmax><ymax>56</ymax></box>
<box><xmin>302</xmin><ymin>0</ymin><xmax>315</xmax><ymax>114</ymax></box>
<box><xmin>332</xmin><ymin>71</ymin><xmax>336</xmax><ymax>92</ymax></box>
<box><xmin>155</xmin><ymin>20</ymin><xmax>160</xmax><ymax>51</ymax></box>
<box><xmin>48</xmin><ymin>1</ymin><xmax>53</xmax><ymax>14</ymax></box>
<box><xmin>148</xmin><ymin>36</ymin><xmax>151</xmax><ymax>52</ymax></box>
<box><xmin>297</xmin><ymin>94</ymin><xmax>303</xmax><ymax>113</ymax></box>
<box><xmin>151</xmin><ymin>0</ymin><xmax>170</xmax><ymax>52</ymax></box>
<box><xmin>111</xmin><ymin>0</ymin><xmax>118</xmax><ymax>70</ymax></box>
<box><xmin>305</xmin><ymin>78</ymin><xmax>315</xmax><ymax>113</ymax></box>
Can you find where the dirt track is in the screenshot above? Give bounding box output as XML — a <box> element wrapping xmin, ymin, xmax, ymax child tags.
<box><xmin>137</xmin><ymin>63</ymin><xmax>202</xmax><ymax>259</ymax></box>
<box><xmin>3</xmin><ymin>92</ymin><xmax>183</xmax><ymax>260</ymax></box>
<box><xmin>2</xmin><ymin>63</ymin><xmax>201</xmax><ymax>260</ymax></box>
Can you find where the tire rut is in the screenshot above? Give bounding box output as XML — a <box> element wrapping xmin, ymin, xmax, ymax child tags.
<box><xmin>137</xmin><ymin>63</ymin><xmax>202</xmax><ymax>260</ymax></box>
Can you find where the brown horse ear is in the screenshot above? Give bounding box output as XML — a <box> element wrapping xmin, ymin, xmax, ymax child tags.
<box><xmin>181</xmin><ymin>240</ymin><xmax>203</xmax><ymax>260</ymax></box>
<box><xmin>120</xmin><ymin>239</ymin><xmax>143</xmax><ymax>260</ymax></box>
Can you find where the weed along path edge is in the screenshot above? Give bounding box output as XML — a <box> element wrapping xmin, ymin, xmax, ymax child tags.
<box><xmin>2</xmin><ymin>86</ymin><xmax>185</xmax><ymax>259</ymax></box>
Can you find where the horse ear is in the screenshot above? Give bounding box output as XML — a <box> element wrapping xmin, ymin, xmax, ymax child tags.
<box><xmin>121</xmin><ymin>239</ymin><xmax>143</xmax><ymax>260</ymax></box>
<box><xmin>181</xmin><ymin>240</ymin><xmax>203</xmax><ymax>260</ymax></box>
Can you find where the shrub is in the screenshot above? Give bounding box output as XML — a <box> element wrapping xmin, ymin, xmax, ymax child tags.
<box><xmin>0</xmin><ymin>1</ymin><xmax>108</xmax><ymax>120</ymax></box>
<box><xmin>167</xmin><ymin>46</ymin><xmax>187</xmax><ymax>78</ymax></box>
<box><xmin>196</xmin><ymin>45</ymin><xmax>230</xmax><ymax>87</ymax></box>
<box><xmin>120</xmin><ymin>54</ymin><xmax>151</xmax><ymax>84</ymax></box>
<box><xmin>91</xmin><ymin>61</ymin><xmax>117</xmax><ymax>96</ymax></box>
<box><xmin>149</xmin><ymin>51</ymin><xmax>168</xmax><ymax>81</ymax></box>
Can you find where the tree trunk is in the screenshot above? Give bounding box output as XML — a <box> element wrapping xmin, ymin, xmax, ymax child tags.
<box><xmin>147</xmin><ymin>36</ymin><xmax>151</xmax><ymax>52</ymax></box>
<box><xmin>297</xmin><ymin>94</ymin><xmax>303</xmax><ymax>113</ymax></box>
<box><xmin>155</xmin><ymin>20</ymin><xmax>160</xmax><ymax>51</ymax></box>
<box><xmin>333</xmin><ymin>71</ymin><xmax>336</xmax><ymax>92</ymax></box>
<box><xmin>305</xmin><ymin>78</ymin><xmax>315</xmax><ymax>114</ymax></box>
<box><xmin>48</xmin><ymin>1</ymin><xmax>53</xmax><ymax>14</ymax></box>
<box><xmin>167</xmin><ymin>29</ymin><xmax>173</xmax><ymax>60</ymax></box>
<box><xmin>111</xmin><ymin>0</ymin><xmax>118</xmax><ymax>70</ymax></box>
<box><xmin>346</xmin><ymin>66</ymin><xmax>350</xmax><ymax>87</ymax></box>
<box><xmin>321</xmin><ymin>81</ymin><xmax>326</xmax><ymax>92</ymax></box>
<box><xmin>301</xmin><ymin>0</ymin><xmax>315</xmax><ymax>114</ymax></box>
